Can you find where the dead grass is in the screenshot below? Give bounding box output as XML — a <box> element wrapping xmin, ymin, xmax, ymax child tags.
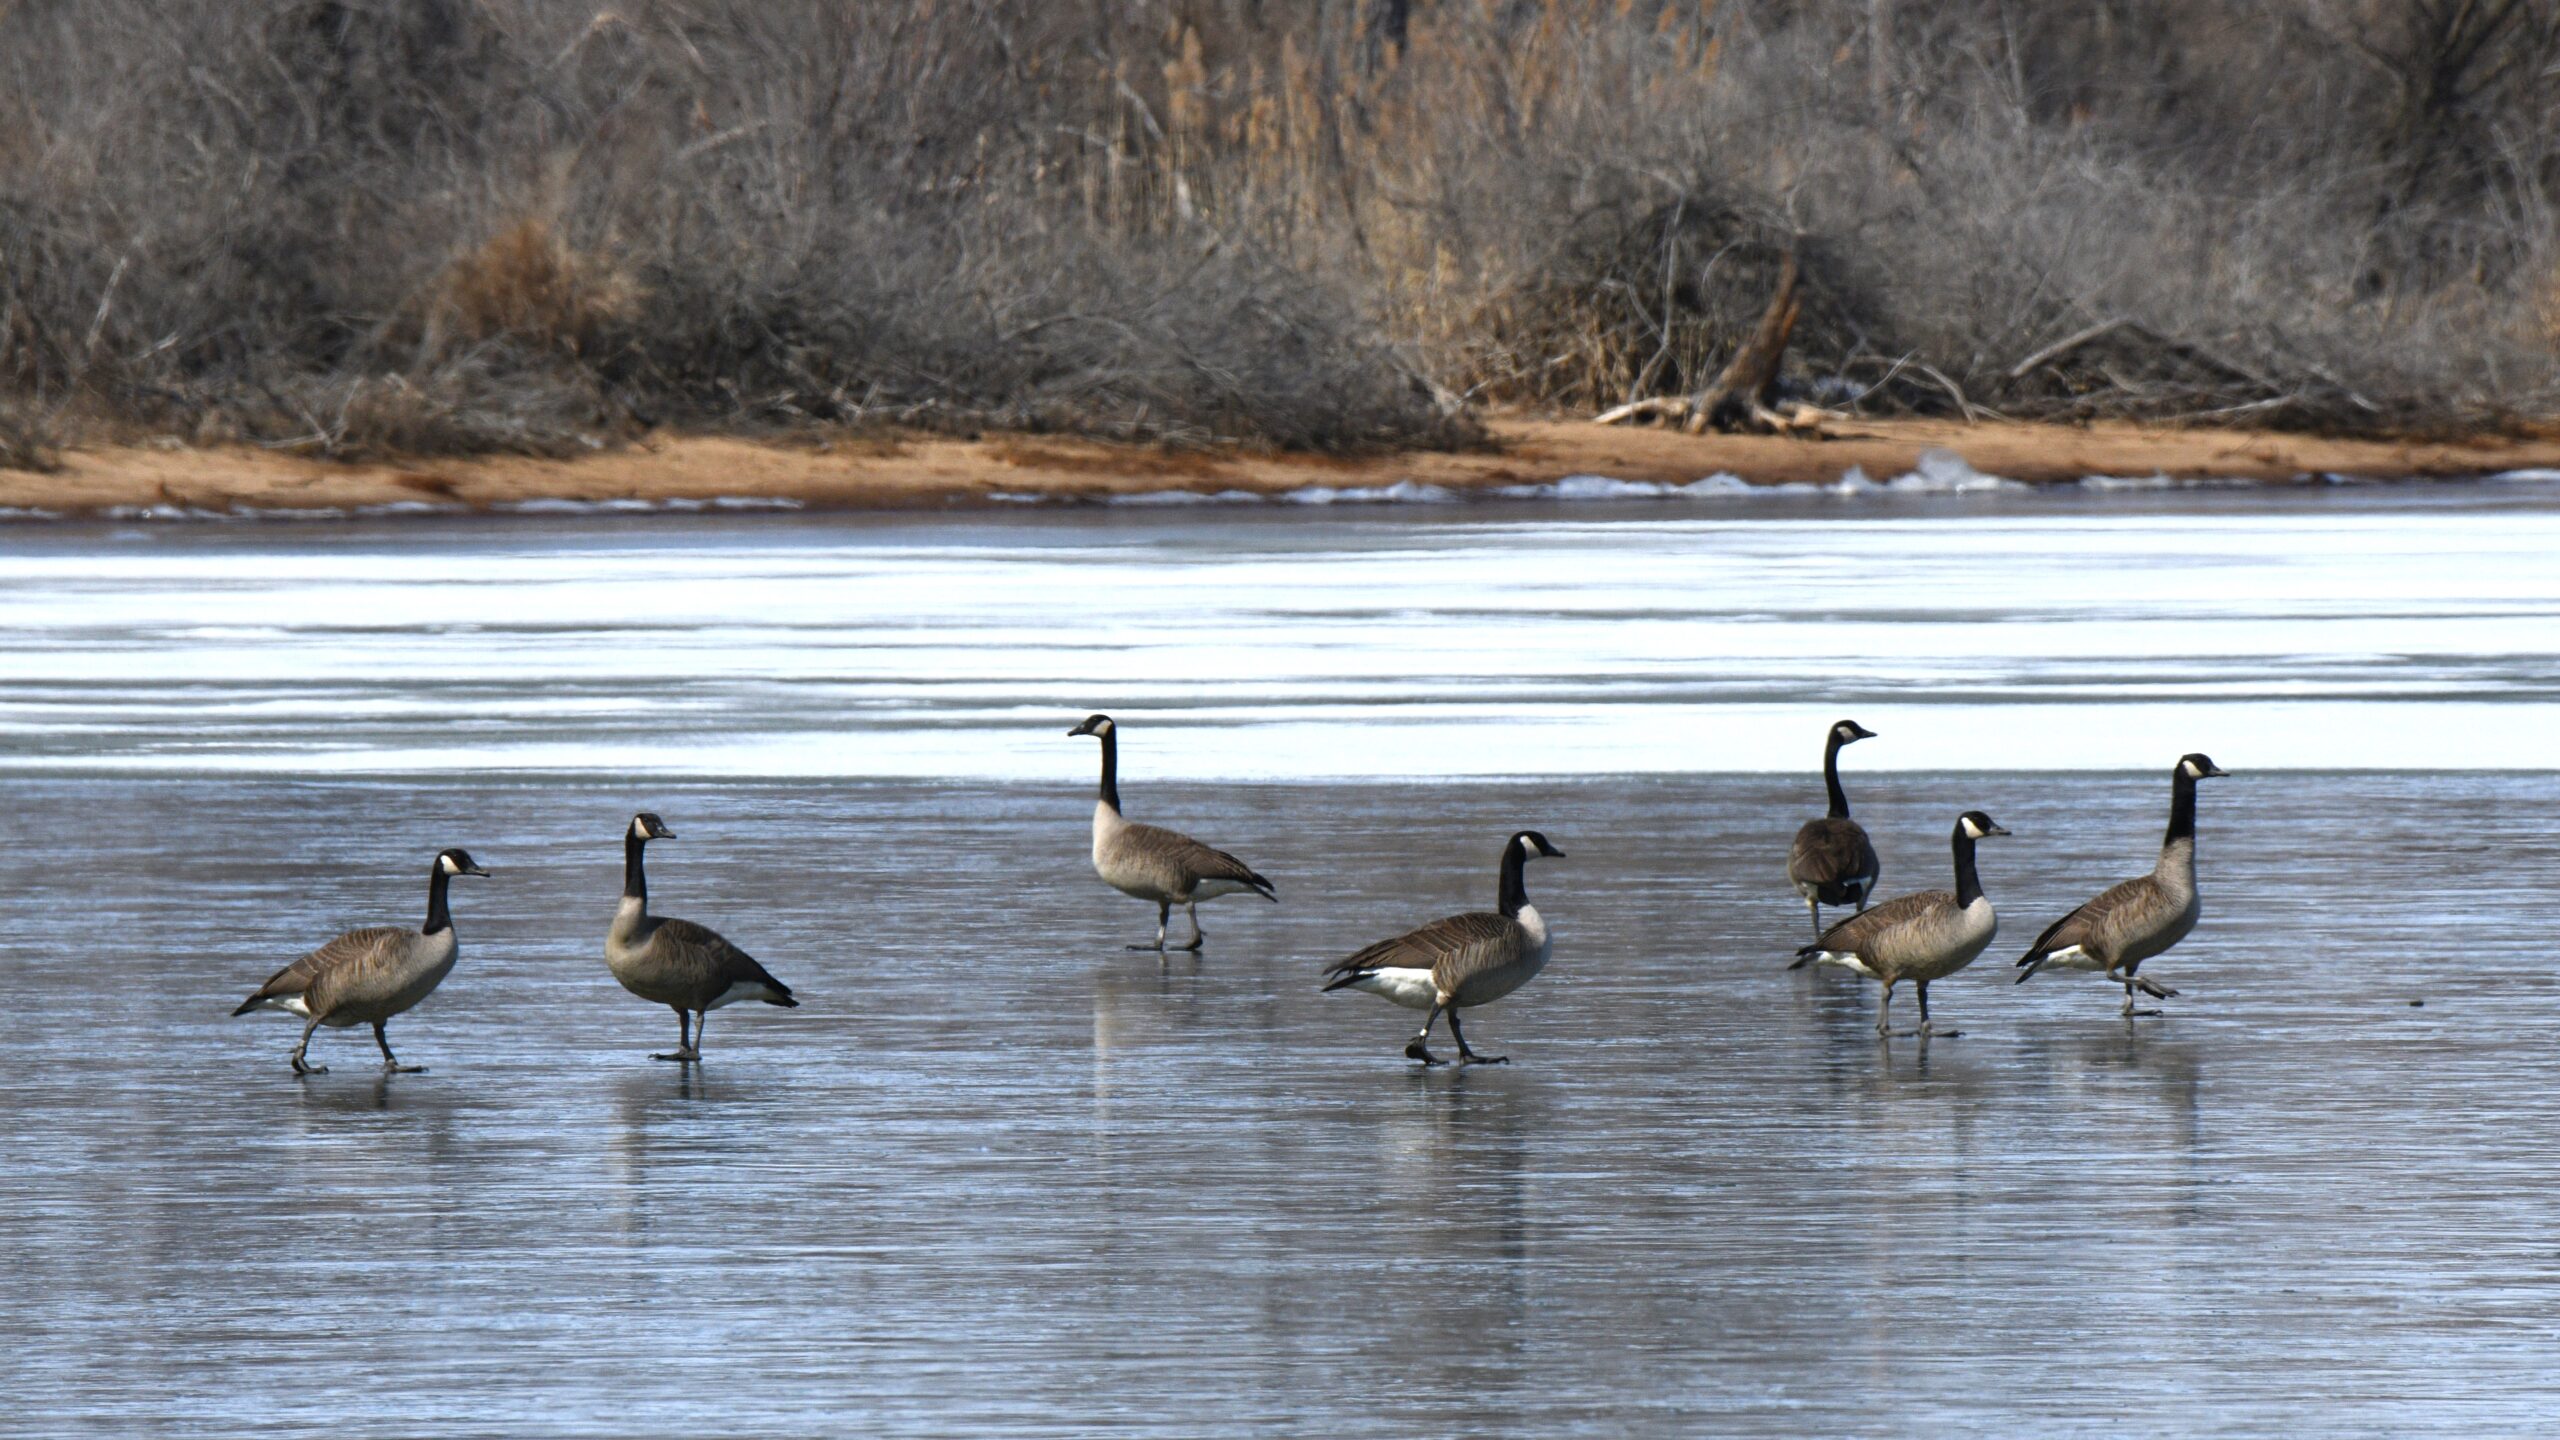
<box><xmin>984</xmin><ymin>440</ymin><xmax>1236</xmax><ymax>481</ymax></box>
<box><xmin>0</xmin><ymin>0</ymin><xmax>2554</xmax><ymax>457</ymax></box>
<box><xmin>428</xmin><ymin>219</ymin><xmax>639</xmax><ymax>360</ymax></box>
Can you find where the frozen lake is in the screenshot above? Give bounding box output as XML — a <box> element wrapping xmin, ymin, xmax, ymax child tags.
<box><xmin>1</xmin><ymin>487</ymin><xmax>2557</xmax><ymax>1434</ymax></box>
<box><xmin>2</xmin><ymin>485</ymin><xmax>2556</xmax><ymax>777</ymax></box>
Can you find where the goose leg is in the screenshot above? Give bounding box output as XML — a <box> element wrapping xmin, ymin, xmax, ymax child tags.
<box><xmin>1876</xmin><ymin>979</ymin><xmax>1917</xmax><ymax>1037</ymax></box>
<box><xmin>653</xmin><ymin>1006</ymin><xmax>700</xmax><ymax>1062</ymax></box>
<box><xmin>1806</xmin><ymin>898</ymin><xmax>1822</xmax><ymax>939</ymax></box>
<box><xmin>373</xmin><ymin>1020</ymin><xmax>425</xmax><ymax>1073</ymax></box>
<box><xmin>2114</xmin><ymin>970</ymin><xmax>2165</xmax><ymax>1019</ymax></box>
<box><xmin>1405</xmin><ymin>1005</ymin><xmax>1446</xmax><ymax>1066</ymax></box>
<box><xmin>1177</xmin><ymin>900</ymin><xmax>1205</xmax><ymax>952</ymax></box>
<box><xmin>289</xmin><ymin>1015</ymin><xmax>328</xmax><ymax>1075</ymax></box>
<box><xmin>1448</xmin><ymin>1010</ymin><xmax>1506</xmax><ymax>1065</ymax></box>
<box><xmin>1916</xmin><ymin>982</ymin><xmax>1960</xmax><ymax>1039</ymax></box>
<box><xmin>1128</xmin><ymin>901</ymin><xmax>1172</xmax><ymax>952</ymax></box>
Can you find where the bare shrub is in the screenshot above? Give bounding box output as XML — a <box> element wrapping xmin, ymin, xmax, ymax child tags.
<box><xmin>0</xmin><ymin>0</ymin><xmax>2554</xmax><ymax>456</ymax></box>
<box><xmin>0</xmin><ymin>396</ymin><xmax>62</xmax><ymax>473</ymax></box>
<box><xmin>427</xmin><ymin>220</ymin><xmax>640</xmax><ymax>362</ymax></box>
<box><xmin>232</xmin><ymin>356</ymin><xmax>614</xmax><ymax>463</ymax></box>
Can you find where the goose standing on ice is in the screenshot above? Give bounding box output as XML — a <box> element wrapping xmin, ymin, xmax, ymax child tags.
<box><xmin>1323</xmin><ymin>830</ymin><xmax>1565</xmax><ymax>1064</ymax></box>
<box><xmin>1067</xmin><ymin>714</ymin><xmax>1276</xmax><ymax>950</ymax></box>
<box><xmin>1793</xmin><ymin>812</ymin><xmax>2007</xmax><ymax>1037</ymax></box>
<box><xmin>231</xmin><ymin>847</ymin><xmax>490</xmax><ymax>1074</ymax></box>
<box><xmin>2015</xmin><ymin>753</ymin><xmax>2227</xmax><ymax>1017</ymax></box>
<box><xmin>1788</xmin><ymin>719</ymin><xmax>1881</xmax><ymax>938</ymax></box>
<box><xmin>605</xmin><ymin>812</ymin><xmax>798</xmax><ymax>1062</ymax></box>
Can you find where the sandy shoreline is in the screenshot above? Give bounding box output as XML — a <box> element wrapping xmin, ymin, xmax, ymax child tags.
<box><xmin>5</xmin><ymin>415</ymin><xmax>2559</xmax><ymax>517</ymax></box>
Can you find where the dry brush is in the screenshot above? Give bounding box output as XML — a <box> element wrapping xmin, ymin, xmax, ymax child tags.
<box><xmin>2</xmin><ymin>0</ymin><xmax>2555</xmax><ymax>468</ymax></box>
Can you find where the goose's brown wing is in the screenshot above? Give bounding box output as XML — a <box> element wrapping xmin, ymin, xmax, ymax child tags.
<box><xmin>2019</xmin><ymin>876</ymin><xmax>2149</xmax><ymax>965</ymax></box>
<box><xmin>233</xmin><ymin>926</ymin><xmax>407</xmax><ymax>1015</ymax></box>
<box><xmin>1326</xmin><ymin>911</ymin><xmax>1522</xmax><ymax>994</ymax></box>
<box><xmin>1802</xmin><ymin>890</ymin><xmax>1952</xmax><ymax>961</ymax></box>
<box><xmin>1121</xmin><ymin>821</ymin><xmax>1276</xmax><ymax>898</ymax></box>
<box><xmin>653</xmin><ymin>917</ymin><xmax>795</xmax><ymax>1000</ymax></box>
<box><xmin>1789</xmin><ymin>817</ymin><xmax>1879</xmax><ymax>898</ymax></box>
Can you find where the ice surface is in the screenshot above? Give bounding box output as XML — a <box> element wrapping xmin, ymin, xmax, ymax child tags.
<box><xmin>3</xmin><ymin>491</ymin><xmax>2556</xmax><ymax>776</ymax></box>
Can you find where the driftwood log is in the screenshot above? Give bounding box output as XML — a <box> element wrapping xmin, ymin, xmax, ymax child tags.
<box><xmin>1596</xmin><ymin>252</ymin><xmax>1828</xmax><ymax>435</ymax></box>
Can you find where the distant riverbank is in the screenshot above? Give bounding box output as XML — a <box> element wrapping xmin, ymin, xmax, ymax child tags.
<box><xmin>6</xmin><ymin>415</ymin><xmax>2559</xmax><ymax>519</ymax></box>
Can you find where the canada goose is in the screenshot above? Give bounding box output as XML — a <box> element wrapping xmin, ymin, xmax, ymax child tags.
<box><xmin>1792</xmin><ymin>812</ymin><xmax>2007</xmax><ymax>1037</ymax></box>
<box><xmin>1788</xmin><ymin>719</ymin><xmax>1880</xmax><ymax>938</ymax></box>
<box><xmin>1322</xmin><ymin>830</ymin><xmax>1565</xmax><ymax>1065</ymax></box>
<box><xmin>1067</xmin><ymin>714</ymin><xmax>1276</xmax><ymax>950</ymax></box>
<box><xmin>2016</xmin><ymin>753</ymin><xmax>2227</xmax><ymax>1017</ymax></box>
<box><xmin>605</xmin><ymin>812</ymin><xmax>798</xmax><ymax>1062</ymax></box>
<box><xmin>231</xmin><ymin>847</ymin><xmax>490</xmax><ymax>1075</ymax></box>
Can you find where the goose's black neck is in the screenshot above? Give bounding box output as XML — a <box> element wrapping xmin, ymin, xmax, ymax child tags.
<box><xmin>1497</xmin><ymin>841</ymin><xmax>1532</xmax><ymax>918</ymax></box>
<box><xmin>1823</xmin><ymin>733</ymin><xmax>1852</xmax><ymax>819</ymax></box>
<box><xmin>424</xmin><ymin>863</ymin><xmax>454</xmax><ymax>936</ymax></box>
<box><xmin>623</xmin><ymin>831</ymin><xmax>649</xmax><ymax>904</ymax></box>
<box><xmin>1096</xmin><ymin>728</ymin><xmax>1121</xmax><ymax>812</ymax></box>
<box><xmin>1950</xmin><ymin>824</ymin><xmax>1985</xmax><ymax>908</ymax></box>
<box><xmin>2165</xmin><ymin>768</ymin><xmax>2200</xmax><ymax>848</ymax></box>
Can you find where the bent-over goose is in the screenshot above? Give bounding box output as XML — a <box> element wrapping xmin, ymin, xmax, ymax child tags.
<box><xmin>1793</xmin><ymin>812</ymin><xmax>2007</xmax><ymax>1037</ymax></box>
<box><xmin>231</xmin><ymin>847</ymin><xmax>490</xmax><ymax>1074</ymax></box>
<box><xmin>1788</xmin><ymin>718</ymin><xmax>1880</xmax><ymax>937</ymax></box>
<box><xmin>1068</xmin><ymin>714</ymin><xmax>1275</xmax><ymax>950</ymax></box>
<box><xmin>605</xmin><ymin>812</ymin><xmax>797</xmax><ymax>1062</ymax></box>
<box><xmin>1323</xmin><ymin>830</ymin><xmax>1565</xmax><ymax>1065</ymax></box>
<box><xmin>2016</xmin><ymin>752</ymin><xmax>2227</xmax><ymax>1017</ymax></box>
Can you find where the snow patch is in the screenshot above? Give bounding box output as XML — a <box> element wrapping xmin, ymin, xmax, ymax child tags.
<box><xmin>500</xmin><ymin>498</ymin><xmax>659</xmax><ymax>514</ymax></box>
<box><xmin>496</xmin><ymin>495</ymin><xmax>804</xmax><ymax>514</ymax></box>
<box><xmin>1104</xmin><ymin>488</ymin><xmax>1265</xmax><ymax>506</ymax></box>
<box><xmin>1883</xmin><ymin>449</ymin><xmax>2024</xmax><ymax>493</ymax></box>
<box><xmin>1494</xmin><ymin>472</ymin><xmax>1758</xmax><ymax>501</ymax></box>
<box><xmin>1274</xmin><ymin>480</ymin><xmax>1459</xmax><ymax>505</ymax></box>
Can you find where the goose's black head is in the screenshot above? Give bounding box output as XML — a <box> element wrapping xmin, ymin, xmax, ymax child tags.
<box><xmin>1512</xmin><ymin>830</ymin><xmax>1567</xmax><ymax>861</ymax></box>
<box><xmin>1956</xmin><ymin>811</ymin><xmax>2010</xmax><ymax>840</ymax></box>
<box><xmin>1830</xmin><ymin>719</ymin><xmax>1876</xmax><ymax>746</ymax></box>
<box><xmin>629</xmin><ymin>812</ymin><xmax>675</xmax><ymax>842</ymax></box>
<box><xmin>2178</xmin><ymin>753</ymin><xmax>2228</xmax><ymax>781</ymax></box>
<box><xmin>436</xmin><ymin>847</ymin><xmax>492</xmax><ymax>877</ymax></box>
<box><xmin>1068</xmin><ymin>714</ymin><xmax>1115</xmax><ymax>739</ymax></box>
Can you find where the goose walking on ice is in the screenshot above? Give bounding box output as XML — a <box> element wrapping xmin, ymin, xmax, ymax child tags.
<box><xmin>1323</xmin><ymin>830</ymin><xmax>1565</xmax><ymax>1065</ymax></box>
<box><xmin>1793</xmin><ymin>812</ymin><xmax>2007</xmax><ymax>1037</ymax></box>
<box><xmin>605</xmin><ymin>813</ymin><xmax>798</xmax><ymax>1062</ymax></box>
<box><xmin>1068</xmin><ymin>714</ymin><xmax>1275</xmax><ymax>950</ymax></box>
<box><xmin>2016</xmin><ymin>753</ymin><xmax>2227</xmax><ymax>1017</ymax></box>
<box><xmin>1788</xmin><ymin>719</ymin><xmax>1881</xmax><ymax>938</ymax></box>
<box><xmin>231</xmin><ymin>847</ymin><xmax>490</xmax><ymax>1075</ymax></box>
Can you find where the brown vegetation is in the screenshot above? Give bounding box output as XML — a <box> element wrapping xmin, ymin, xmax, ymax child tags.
<box><xmin>2</xmin><ymin>1</ymin><xmax>2557</xmax><ymax>467</ymax></box>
